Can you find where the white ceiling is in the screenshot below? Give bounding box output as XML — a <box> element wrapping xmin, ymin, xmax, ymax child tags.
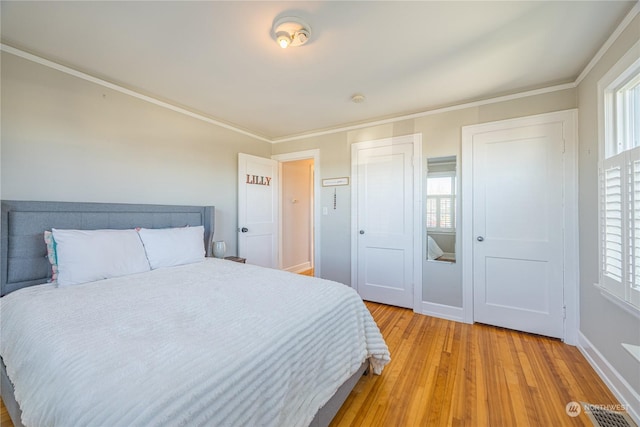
<box><xmin>1</xmin><ymin>1</ymin><xmax>636</xmax><ymax>141</ymax></box>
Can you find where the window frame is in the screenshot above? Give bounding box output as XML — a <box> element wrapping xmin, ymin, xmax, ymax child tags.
<box><xmin>597</xmin><ymin>39</ymin><xmax>640</xmax><ymax>316</ymax></box>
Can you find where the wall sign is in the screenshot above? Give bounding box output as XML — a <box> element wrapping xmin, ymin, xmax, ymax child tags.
<box><xmin>322</xmin><ymin>177</ymin><xmax>349</xmax><ymax>187</ymax></box>
<box><xmin>246</xmin><ymin>174</ymin><xmax>272</xmax><ymax>186</ymax></box>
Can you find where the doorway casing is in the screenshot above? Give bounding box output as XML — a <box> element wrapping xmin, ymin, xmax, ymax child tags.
<box><xmin>272</xmin><ymin>149</ymin><xmax>321</xmax><ymax>277</ymax></box>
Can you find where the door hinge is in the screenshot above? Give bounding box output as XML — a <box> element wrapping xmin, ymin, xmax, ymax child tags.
<box><xmin>563</xmin><ymin>305</ymin><xmax>567</xmax><ymax>319</ymax></box>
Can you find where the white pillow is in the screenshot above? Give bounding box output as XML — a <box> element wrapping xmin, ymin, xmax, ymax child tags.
<box><xmin>427</xmin><ymin>235</ymin><xmax>444</xmax><ymax>260</ymax></box>
<box><xmin>52</xmin><ymin>228</ymin><xmax>151</xmax><ymax>286</ymax></box>
<box><xmin>137</xmin><ymin>226</ymin><xmax>205</xmax><ymax>269</ymax></box>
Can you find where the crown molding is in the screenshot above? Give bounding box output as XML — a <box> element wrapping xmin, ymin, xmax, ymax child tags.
<box><xmin>575</xmin><ymin>1</ymin><xmax>640</xmax><ymax>86</ymax></box>
<box><xmin>271</xmin><ymin>83</ymin><xmax>576</xmax><ymax>143</ymax></box>
<box><xmin>4</xmin><ymin>0</ymin><xmax>638</xmax><ymax>148</ymax></box>
<box><xmin>0</xmin><ymin>43</ymin><xmax>272</xmax><ymax>144</ymax></box>
<box><xmin>0</xmin><ymin>43</ymin><xmax>577</xmax><ymax>144</ymax></box>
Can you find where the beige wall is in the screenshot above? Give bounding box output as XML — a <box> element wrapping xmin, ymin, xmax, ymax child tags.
<box><xmin>272</xmin><ymin>88</ymin><xmax>577</xmax><ymax>304</ymax></box>
<box><xmin>577</xmin><ymin>14</ymin><xmax>640</xmax><ymax>396</ymax></box>
<box><xmin>1</xmin><ymin>52</ymin><xmax>271</xmax><ymax>256</ymax></box>
<box><xmin>1</xmin><ymin>48</ymin><xmax>578</xmax><ymax>304</ymax></box>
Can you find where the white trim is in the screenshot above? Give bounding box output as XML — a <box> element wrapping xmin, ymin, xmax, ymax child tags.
<box><xmin>563</xmin><ymin>110</ymin><xmax>580</xmax><ymax>346</ymax></box>
<box><xmin>598</xmin><ymin>38</ymin><xmax>640</xmax><ymax>160</ymax></box>
<box><xmin>3</xmin><ymin>2</ymin><xmax>635</xmax><ymax>145</ymax></box>
<box><xmin>0</xmin><ymin>44</ymin><xmax>272</xmax><ymax>144</ymax></box>
<box><xmin>461</xmin><ymin>125</ymin><xmax>475</xmax><ymax>324</ymax></box>
<box><xmin>576</xmin><ymin>2</ymin><xmax>640</xmax><ymax>86</ymax></box>
<box><xmin>461</xmin><ymin>110</ymin><xmax>580</xmax><ymax>343</ymax></box>
<box><xmin>350</xmin><ymin>134</ymin><xmax>422</xmax><ymax>312</ymax></box>
<box><xmin>414</xmin><ymin>137</ymin><xmax>424</xmax><ymax>313</ymax></box>
<box><xmin>421</xmin><ymin>302</ymin><xmax>464</xmax><ymax>323</ymax></box>
<box><xmin>273</xmin><ymin>83</ymin><xmax>575</xmax><ymax>143</ymax></box>
<box><xmin>2</xmin><ymin>44</ymin><xmax>575</xmax><ymax>145</ymax></box>
<box><xmin>596</xmin><ymin>39</ymin><xmax>640</xmax><ymax>312</ymax></box>
<box><xmin>594</xmin><ymin>283</ymin><xmax>640</xmax><ymax>320</ymax></box>
<box><xmin>283</xmin><ymin>261</ymin><xmax>313</xmax><ymax>274</ymax></box>
<box><xmin>272</xmin><ymin>149</ymin><xmax>321</xmax><ymax>278</ymax></box>
<box><xmin>578</xmin><ymin>332</ymin><xmax>640</xmax><ymax>425</ymax></box>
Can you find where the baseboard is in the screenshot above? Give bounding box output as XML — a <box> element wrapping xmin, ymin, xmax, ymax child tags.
<box><xmin>577</xmin><ymin>332</ymin><xmax>640</xmax><ymax>424</ymax></box>
<box><xmin>284</xmin><ymin>262</ymin><xmax>312</xmax><ymax>274</ymax></box>
<box><xmin>421</xmin><ymin>301</ymin><xmax>464</xmax><ymax>322</ymax></box>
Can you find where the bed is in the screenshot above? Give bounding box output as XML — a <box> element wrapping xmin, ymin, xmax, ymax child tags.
<box><xmin>0</xmin><ymin>200</ymin><xmax>390</xmax><ymax>427</ymax></box>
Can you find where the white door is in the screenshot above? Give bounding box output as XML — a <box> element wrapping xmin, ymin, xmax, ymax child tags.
<box><xmin>471</xmin><ymin>122</ymin><xmax>565</xmax><ymax>338</ymax></box>
<box><xmin>238</xmin><ymin>153</ymin><xmax>278</xmax><ymax>268</ymax></box>
<box><xmin>352</xmin><ymin>137</ymin><xmax>418</xmax><ymax>309</ymax></box>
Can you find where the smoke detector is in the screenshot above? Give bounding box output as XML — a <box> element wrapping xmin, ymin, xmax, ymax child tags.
<box><xmin>351</xmin><ymin>94</ymin><xmax>366</xmax><ymax>104</ymax></box>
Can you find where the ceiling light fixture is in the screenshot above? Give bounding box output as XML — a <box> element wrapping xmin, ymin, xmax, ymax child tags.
<box><xmin>272</xmin><ymin>16</ymin><xmax>311</xmax><ymax>49</ymax></box>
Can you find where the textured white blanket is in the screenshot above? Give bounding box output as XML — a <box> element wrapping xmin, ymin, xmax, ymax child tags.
<box><xmin>1</xmin><ymin>258</ymin><xmax>390</xmax><ymax>427</ymax></box>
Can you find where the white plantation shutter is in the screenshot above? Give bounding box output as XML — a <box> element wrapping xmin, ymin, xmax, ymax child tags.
<box><xmin>630</xmin><ymin>154</ymin><xmax>640</xmax><ymax>307</ymax></box>
<box><xmin>602</xmin><ymin>163</ymin><xmax>624</xmax><ymax>295</ymax></box>
<box><xmin>426</xmin><ymin>198</ymin><xmax>437</xmax><ymax>228</ymax></box>
<box><xmin>600</xmin><ymin>147</ymin><xmax>640</xmax><ymax>308</ymax></box>
<box><xmin>426</xmin><ymin>173</ymin><xmax>456</xmax><ymax>232</ymax></box>
<box><xmin>439</xmin><ymin>197</ymin><xmax>454</xmax><ymax>229</ymax></box>
<box><xmin>598</xmin><ymin>55</ymin><xmax>640</xmax><ymax>311</ymax></box>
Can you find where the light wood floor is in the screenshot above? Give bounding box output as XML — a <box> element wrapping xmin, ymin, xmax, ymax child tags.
<box><xmin>0</xmin><ymin>403</ymin><xmax>10</xmax><ymax>427</ymax></box>
<box><xmin>299</xmin><ymin>268</ymin><xmax>315</xmax><ymax>276</ymax></box>
<box><xmin>0</xmin><ymin>302</ymin><xmax>622</xmax><ymax>427</ymax></box>
<box><xmin>331</xmin><ymin>302</ymin><xmax>621</xmax><ymax>426</ymax></box>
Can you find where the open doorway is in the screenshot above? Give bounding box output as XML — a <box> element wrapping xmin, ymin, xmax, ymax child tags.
<box><xmin>281</xmin><ymin>159</ymin><xmax>314</xmax><ymax>274</ymax></box>
<box><xmin>272</xmin><ymin>150</ymin><xmax>321</xmax><ymax>277</ymax></box>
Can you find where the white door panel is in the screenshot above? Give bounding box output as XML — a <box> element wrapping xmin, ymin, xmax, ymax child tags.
<box><xmin>238</xmin><ymin>153</ymin><xmax>278</xmax><ymax>268</ymax></box>
<box><xmin>354</xmin><ymin>141</ymin><xmax>414</xmax><ymax>309</ymax></box>
<box><xmin>242</xmin><ymin>234</ymin><xmax>274</xmax><ymax>268</ymax></box>
<box><xmin>484</xmin><ymin>257</ymin><xmax>549</xmax><ymax>312</ymax></box>
<box><xmin>472</xmin><ymin>122</ymin><xmax>565</xmax><ymax>338</ymax></box>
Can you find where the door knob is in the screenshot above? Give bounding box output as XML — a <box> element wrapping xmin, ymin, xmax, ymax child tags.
<box><xmin>241</xmin><ymin>227</ymin><xmax>248</xmax><ymax>233</ymax></box>
<box><xmin>477</xmin><ymin>236</ymin><xmax>484</xmax><ymax>242</ymax></box>
<box><xmin>359</xmin><ymin>230</ymin><xmax>365</xmax><ymax>235</ymax></box>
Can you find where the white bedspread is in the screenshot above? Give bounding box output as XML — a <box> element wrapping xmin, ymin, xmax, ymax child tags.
<box><xmin>0</xmin><ymin>258</ymin><xmax>390</xmax><ymax>427</ymax></box>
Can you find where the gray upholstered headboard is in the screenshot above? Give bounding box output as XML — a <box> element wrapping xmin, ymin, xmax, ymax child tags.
<box><xmin>0</xmin><ymin>201</ymin><xmax>215</xmax><ymax>296</ymax></box>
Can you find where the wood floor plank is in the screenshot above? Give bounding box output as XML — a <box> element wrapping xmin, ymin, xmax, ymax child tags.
<box><xmin>0</xmin><ymin>302</ymin><xmax>625</xmax><ymax>427</ymax></box>
<box><xmin>331</xmin><ymin>302</ymin><xmax>624</xmax><ymax>427</ymax></box>
<box><xmin>0</xmin><ymin>403</ymin><xmax>11</xmax><ymax>427</ymax></box>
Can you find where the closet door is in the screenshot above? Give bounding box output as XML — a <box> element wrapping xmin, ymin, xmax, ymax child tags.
<box><xmin>470</xmin><ymin>121</ymin><xmax>565</xmax><ymax>338</ymax></box>
<box><xmin>352</xmin><ymin>136</ymin><xmax>419</xmax><ymax>309</ymax></box>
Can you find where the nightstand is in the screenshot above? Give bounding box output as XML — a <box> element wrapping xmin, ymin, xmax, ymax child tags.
<box><xmin>224</xmin><ymin>256</ymin><xmax>246</xmax><ymax>264</ymax></box>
